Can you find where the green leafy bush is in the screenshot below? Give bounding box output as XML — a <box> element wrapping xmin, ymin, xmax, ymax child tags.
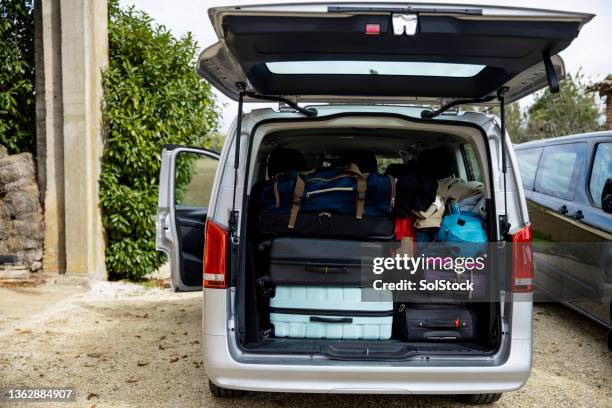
<box><xmin>0</xmin><ymin>0</ymin><xmax>35</xmax><ymax>153</ymax></box>
<box><xmin>101</xmin><ymin>0</ymin><xmax>219</xmax><ymax>280</ymax></box>
<box><xmin>526</xmin><ymin>71</ymin><xmax>602</xmax><ymax>139</ymax></box>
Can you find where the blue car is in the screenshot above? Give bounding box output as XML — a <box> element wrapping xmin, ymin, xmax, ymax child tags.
<box><xmin>515</xmin><ymin>132</ymin><xmax>612</xmax><ymax>348</ymax></box>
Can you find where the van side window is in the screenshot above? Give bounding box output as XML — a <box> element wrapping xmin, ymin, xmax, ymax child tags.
<box><xmin>515</xmin><ymin>147</ymin><xmax>543</xmax><ymax>190</ymax></box>
<box><xmin>461</xmin><ymin>144</ymin><xmax>482</xmax><ymax>182</ymax></box>
<box><xmin>589</xmin><ymin>143</ymin><xmax>612</xmax><ymax>208</ymax></box>
<box><xmin>535</xmin><ymin>143</ymin><xmax>586</xmax><ymax>200</ymax></box>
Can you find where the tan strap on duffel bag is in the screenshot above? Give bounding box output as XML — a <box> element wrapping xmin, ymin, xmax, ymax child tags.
<box><xmin>342</xmin><ymin>163</ymin><xmax>367</xmax><ymax>219</ymax></box>
<box><xmin>287</xmin><ymin>163</ymin><xmax>368</xmax><ymax>228</ymax></box>
<box><xmin>288</xmin><ymin>175</ymin><xmax>305</xmax><ymax>229</ymax></box>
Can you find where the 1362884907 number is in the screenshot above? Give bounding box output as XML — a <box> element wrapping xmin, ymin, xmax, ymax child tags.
<box><xmin>1</xmin><ymin>387</ymin><xmax>77</xmax><ymax>402</ymax></box>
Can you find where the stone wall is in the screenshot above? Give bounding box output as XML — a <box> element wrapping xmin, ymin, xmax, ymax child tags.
<box><xmin>0</xmin><ymin>145</ymin><xmax>44</xmax><ymax>271</ymax></box>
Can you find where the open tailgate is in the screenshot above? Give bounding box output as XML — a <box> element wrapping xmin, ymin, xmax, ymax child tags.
<box><xmin>197</xmin><ymin>3</ymin><xmax>592</xmax><ymax>104</ymax></box>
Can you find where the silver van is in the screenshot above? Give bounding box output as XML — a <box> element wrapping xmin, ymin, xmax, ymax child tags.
<box><xmin>155</xmin><ymin>3</ymin><xmax>591</xmax><ymax>404</ymax></box>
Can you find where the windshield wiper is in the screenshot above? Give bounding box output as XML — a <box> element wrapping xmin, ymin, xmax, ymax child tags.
<box><xmin>420</xmin><ymin>95</ymin><xmax>497</xmax><ymax>119</ymax></box>
<box><xmin>244</xmin><ymin>91</ymin><xmax>318</xmax><ymax>117</ymax></box>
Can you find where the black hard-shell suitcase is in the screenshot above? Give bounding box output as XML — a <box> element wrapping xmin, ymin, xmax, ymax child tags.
<box><xmin>258</xmin><ymin>210</ymin><xmax>394</xmax><ymax>240</ymax></box>
<box><xmin>266</xmin><ymin>237</ymin><xmax>386</xmax><ymax>286</ymax></box>
<box><xmin>398</xmin><ymin>304</ymin><xmax>476</xmax><ymax>341</ymax></box>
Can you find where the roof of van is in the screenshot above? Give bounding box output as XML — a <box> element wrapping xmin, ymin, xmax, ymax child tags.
<box><xmin>514</xmin><ymin>130</ymin><xmax>612</xmax><ymax>149</ymax></box>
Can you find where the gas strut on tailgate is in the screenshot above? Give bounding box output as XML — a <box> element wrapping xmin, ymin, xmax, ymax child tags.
<box><xmin>228</xmin><ymin>84</ymin><xmax>318</xmax><ymax>239</ymax></box>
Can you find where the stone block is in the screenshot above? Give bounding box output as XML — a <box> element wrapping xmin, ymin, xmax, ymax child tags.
<box><xmin>11</xmin><ymin>220</ymin><xmax>44</xmax><ymax>240</ymax></box>
<box><xmin>0</xmin><ymin>153</ymin><xmax>36</xmax><ymax>186</ymax></box>
<box><xmin>0</xmin><ymin>240</ymin><xmax>9</xmax><ymax>254</ymax></box>
<box><xmin>0</xmin><ymin>179</ymin><xmax>38</xmax><ymax>194</ymax></box>
<box><xmin>3</xmin><ymin>188</ymin><xmax>40</xmax><ymax>218</ymax></box>
<box><xmin>10</xmin><ymin>236</ymin><xmax>41</xmax><ymax>250</ymax></box>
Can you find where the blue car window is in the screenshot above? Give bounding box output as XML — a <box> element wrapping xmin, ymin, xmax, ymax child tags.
<box><xmin>535</xmin><ymin>143</ymin><xmax>586</xmax><ymax>200</ymax></box>
<box><xmin>589</xmin><ymin>143</ymin><xmax>612</xmax><ymax>208</ymax></box>
<box><xmin>515</xmin><ymin>147</ymin><xmax>543</xmax><ymax>190</ymax></box>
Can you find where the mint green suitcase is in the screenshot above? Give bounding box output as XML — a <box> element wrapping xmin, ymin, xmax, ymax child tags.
<box><xmin>269</xmin><ymin>286</ymin><xmax>393</xmax><ymax>340</ymax></box>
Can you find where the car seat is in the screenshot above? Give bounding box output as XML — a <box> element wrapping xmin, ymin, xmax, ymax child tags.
<box><xmin>338</xmin><ymin>150</ymin><xmax>378</xmax><ymax>174</ymax></box>
<box><xmin>267</xmin><ymin>148</ymin><xmax>308</xmax><ymax>177</ymax></box>
<box><xmin>418</xmin><ymin>147</ymin><xmax>455</xmax><ymax>180</ymax></box>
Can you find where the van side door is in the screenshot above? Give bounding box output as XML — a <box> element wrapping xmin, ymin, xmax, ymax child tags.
<box><xmin>530</xmin><ymin>142</ymin><xmax>587</xmax><ymax>301</ymax></box>
<box><xmin>563</xmin><ymin>141</ymin><xmax>612</xmax><ymax>327</ymax></box>
<box><xmin>156</xmin><ymin>146</ymin><xmax>220</xmax><ymax>291</ymax></box>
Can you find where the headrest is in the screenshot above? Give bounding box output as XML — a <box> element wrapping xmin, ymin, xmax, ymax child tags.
<box><xmin>384</xmin><ymin>161</ymin><xmax>418</xmax><ymax>177</ymax></box>
<box><xmin>338</xmin><ymin>151</ymin><xmax>378</xmax><ymax>173</ymax></box>
<box><xmin>267</xmin><ymin>148</ymin><xmax>308</xmax><ymax>177</ymax></box>
<box><xmin>418</xmin><ymin>147</ymin><xmax>454</xmax><ymax>180</ymax></box>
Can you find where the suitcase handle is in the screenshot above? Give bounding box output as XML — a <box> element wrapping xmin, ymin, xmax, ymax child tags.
<box><xmin>419</xmin><ymin>318</ymin><xmax>465</xmax><ymax>329</ymax></box>
<box><xmin>424</xmin><ymin>331</ymin><xmax>459</xmax><ymax>340</ymax></box>
<box><xmin>304</xmin><ymin>264</ymin><xmax>350</xmax><ymax>274</ymax></box>
<box><xmin>310</xmin><ymin>316</ymin><xmax>353</xmax><ymax>324</ymax></box>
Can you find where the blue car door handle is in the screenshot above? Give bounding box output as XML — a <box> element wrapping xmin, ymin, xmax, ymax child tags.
<box><xmin>571</xmin><ymin>210</ymin><xmax>584</xmax><ymax>220</ymax></box>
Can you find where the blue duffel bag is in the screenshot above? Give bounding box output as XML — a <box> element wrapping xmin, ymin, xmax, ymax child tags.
<box><xmin>436</xmin><ymin>203</ymin><xmax>487</xmax><ymax>257</ymax></box>
<box><xmin>261</xmin><ymin>163</ymin><xmax>396</xmax><ymax>229</ymax></box>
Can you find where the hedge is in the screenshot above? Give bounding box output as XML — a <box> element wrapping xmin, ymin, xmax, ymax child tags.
<box><xmin>101</xmin><ymin>0</ymin><xmax>220</xmax><ymax>280</ymax></box>
<box><xmin>0</xmin><ymin>0</ymin><xmax>35</xmax><ymax>154</ymax></box>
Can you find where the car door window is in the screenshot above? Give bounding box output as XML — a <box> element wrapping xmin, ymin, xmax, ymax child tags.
<box><xmin>157</xmin><ymin>147</ymin><xmax>219</xmax><ymax>292</ymax></box>
<box><xmin>589</xmin><ymin>143</ymin><xmax>612</xmax><ymax>208</ymax></box>
<box><xmin>535</xmin><ymin>143</ymin><xmax>586</xmax><ymax>200</ymax></box>
<box><xmin>175</xmin><ymin>152</ymin><xmax>218</xmax><ymax>207</ymax></box>
<box><xmin>515</xmin><ymin>147</ymin><xmax>543</xmax><ymax>191</ymax></box>
<box><xmin>462</xmin><ymin>144</ymin><xmax>482</xmax><ymax>182</ymax></box>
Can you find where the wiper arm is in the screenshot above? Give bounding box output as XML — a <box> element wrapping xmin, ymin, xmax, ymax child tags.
<box><xmin>421</xmin><ymin>95</ymin><xmax>496</xmax><ymax>119</ymax></box>
<box><xmin>244</xmin><ymin>92</ymin><xmax>318</xmax><ymax>117</ymax></box>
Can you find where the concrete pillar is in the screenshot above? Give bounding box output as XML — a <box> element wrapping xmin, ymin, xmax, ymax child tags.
<box><xmin>36</xmin><ymin>0</ymin><xmax>65</xmax><ymax>274</ymax></box>
<box><xmin>35</xmin><ymin>0</ymin><xmax>108</xmax><ymax>279</ymax></box>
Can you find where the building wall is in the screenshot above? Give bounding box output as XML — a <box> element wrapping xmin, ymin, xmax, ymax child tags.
<box><xmin>606</xmin><ymin>94</ymin><xmax>612</xmax><ymax>130</ymax></box>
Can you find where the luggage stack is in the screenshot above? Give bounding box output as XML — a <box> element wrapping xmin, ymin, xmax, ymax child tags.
<box><xmin>257</xmin><ymin>149</ymin><xmax>488</xmax><ymax>342</ymax></box>
<box><xmin>258</xmin><ymin>160</ymin><xmax>395</xmax><ymax>340</ymax></box>
<box><xmin>259</xmin><ymin>236</ymin><xmax>395</xmax><ymax>340</ymax></box>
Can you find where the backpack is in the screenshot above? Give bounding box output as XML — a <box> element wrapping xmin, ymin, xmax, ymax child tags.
<box><xmin>436</xmin><ymin>202</ymin><xmax>487</xmax><ymax>257</ymax></box>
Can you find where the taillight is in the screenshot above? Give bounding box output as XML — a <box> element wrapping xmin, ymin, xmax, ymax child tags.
<box><xmin>511</xmin><ymin>224</ymin><xmax>533</xmax><ymax>293</ymax></box>
<box><xmin>203</xmin><ymin>220</ymin><xmax>228</xmax><ymax>289</ymax></box>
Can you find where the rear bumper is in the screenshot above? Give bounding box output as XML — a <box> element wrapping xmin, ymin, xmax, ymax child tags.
<box><xmin>204</xmin><ymin>334</ymin><xmax>532</xmax><ymax>394</ymax></box>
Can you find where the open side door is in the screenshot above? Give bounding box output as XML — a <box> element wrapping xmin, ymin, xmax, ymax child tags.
<box><xmin>156</xmin><ymin>145</ymin><xmax>220</xmax><ymax>291</ymax></box>
<box><xmin>198</xmin><ymin>2</ymin><xmax>592</xmax><ymax>104</ymax></box>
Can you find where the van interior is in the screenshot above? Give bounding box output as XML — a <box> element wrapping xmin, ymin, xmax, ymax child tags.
<box><xmin>238</xmin><ymin>125</ymin><xmax>502</xmax><ymax>361</ymax></box>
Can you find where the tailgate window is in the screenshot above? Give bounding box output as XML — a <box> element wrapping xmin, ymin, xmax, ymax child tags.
<box><xmin>266</xmin><ymin>61</ymin><xmax>486</xmax><ymax>77</ymax></box>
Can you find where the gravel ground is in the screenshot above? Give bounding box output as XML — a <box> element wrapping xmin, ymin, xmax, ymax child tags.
<box><xmin>0</xmin><ymin>278</ymin><xmax>610</xmax><ymax>408</ymax></box>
